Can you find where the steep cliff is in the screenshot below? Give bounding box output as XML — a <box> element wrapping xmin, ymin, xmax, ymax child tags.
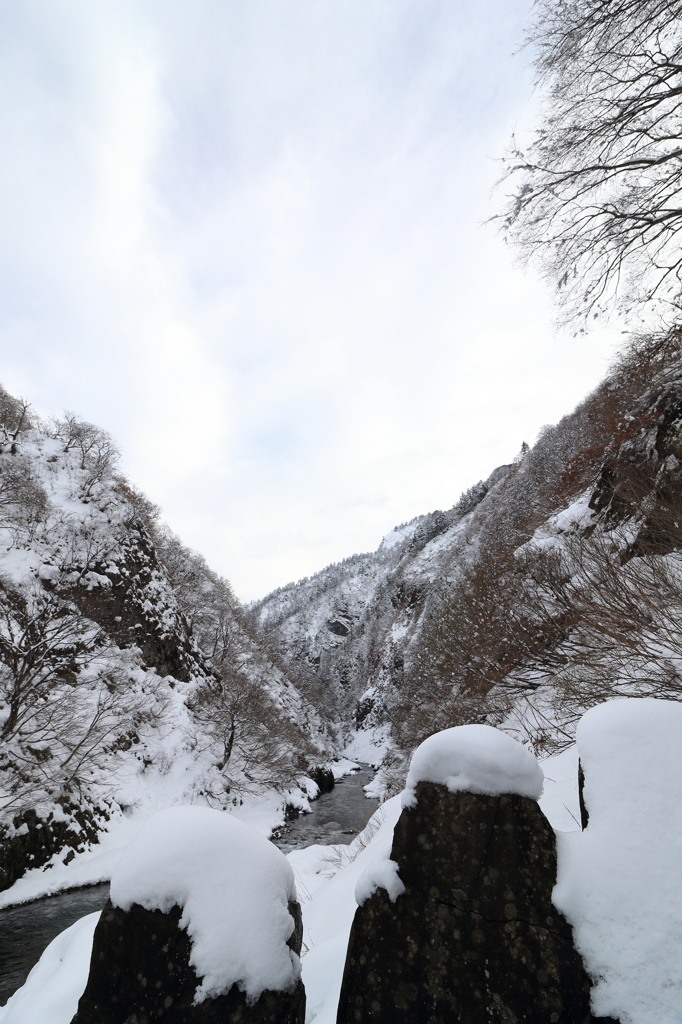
<box><xmin>250</xmin><ymin>468</ymin><xmax>510</xmax><ymax>740</ymax></box>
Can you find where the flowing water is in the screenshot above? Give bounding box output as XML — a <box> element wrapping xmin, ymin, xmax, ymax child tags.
<box><xmin>271</xmin><ymin>763</ymin><xmax>379</xmax><ymax>853</ymax></box>
<box><xmin>0</xmin><ymin>765</ymin><xmax>378</xmax><ymax>1005</ymax></box>
<box><xmin>0</xmin><ymin>883</ymin><xmax>110</xmax><ymax>1005</ymax></box>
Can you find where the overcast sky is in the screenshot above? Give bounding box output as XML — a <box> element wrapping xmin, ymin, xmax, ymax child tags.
<box><xmin>0</xmin><ymin>0</ymin><xmax>620</xmax><ymax>600</ymax></box>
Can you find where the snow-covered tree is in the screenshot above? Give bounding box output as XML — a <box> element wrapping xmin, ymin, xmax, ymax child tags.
<box><xmin>51</xmin><ymin>414</ymin><xmax>121</xmax><ymax>497</ymax></box>
<box><xmin>0</xmin><ymin>580</ymin><xmax>165</xmax><ymax>811</ymax></box>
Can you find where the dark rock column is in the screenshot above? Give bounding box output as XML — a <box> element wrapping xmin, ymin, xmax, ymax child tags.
<box><xmin>336</xmin><ymin>782</ymin><xmax>614</xmax><ymax>1024</ymax></box>
<box><xmin>71</xmin><ymin>898</ymin><xmax>305</xmax><ymax>1024</ymax></box>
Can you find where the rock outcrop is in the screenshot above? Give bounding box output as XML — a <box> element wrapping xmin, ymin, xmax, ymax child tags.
<box><xmin>71</xmin><ymin>897</ymin><xmax>305</xmax><ymax>1024</ymax></box>
<box><xmin>250</xmin><ymin>470</ymin><xmax>508</xmax><ymax>730</ymax></box>
<box><xmin>336</xmin><ymin>780</ymin><xmax>612</xmax><ymax>1024</ymax></box>
<box><xmin>0</xmin><ymin>800</ymin><xmax>109</xmax><ymax>892</ymax></box>
<box><xmin>308</xmin><ymin>766</ymin><xmax>335</xmax><ymax>794</ymax></box>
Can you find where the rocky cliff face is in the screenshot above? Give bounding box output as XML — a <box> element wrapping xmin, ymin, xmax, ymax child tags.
<box><xmin>250</xmin><ymin>468</ymin><xmax>510</xmax><ymax>740</ymax></box>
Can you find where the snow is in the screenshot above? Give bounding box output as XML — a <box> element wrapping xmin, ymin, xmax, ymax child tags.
<box><xmin>110</xmin><ymin>806</ymin><xmax>300</xmax><ymax>1003</ymax></box>
<box><xmin>354</xmin><ymin>855</ymin><xmax>404</xmax><ymax>906</ymax></box>
<box><xmin>0</xmin><ymin>912</ymin><xmax>100</xmax><ymax>1024</ymax></box>
<box><xmin>1</xmin><ymin>793</ymin><xmax>406</xmax><ymax>1024</ymax></box>
<box><xmin>296</xmin><ymin>795</ymin><xmax>404</xmax><ymax>1024</ymax></box>
<box><xmin>538</xmin><ymin>746</ymin><xmax>582</xmax><ymax>832</ymax></box>
<box><xmin>378</xmin><ymin>522</ymin><xmax>417</xmax><ymax>552</ymax></box>
<box><xmin>0</xmin><ymin>425</ymin><xmax>330</xmax><ymax>924</ymax></box>
<box><xmin>0</xmin><ymin>846</ymin><xmax>123</xmax><ymax>910</ymax></box>
<box><xmin>553</xmin><ymin>698</ymin><xmax>682</xmax><ymax>1024</ymax></box>
<box><xmin>544</xmin><ymin>493</ymin><xmax>595</xmax><ymax>535</ymax></box>
<box><xmin>0</xmin><ymin>782</ymin><xmax>297</xmax><ymax>909</ymax></box>
<box><xmin>329</xmin><ymin>758</ymin><xmax>360</xmax><ymax>780</ymax></box>
<box><xmin>232</xmin><ymin>786</ymin><xmax>312</xmax><ymax>835</ymax></box>
<box><xmin>12</xmin><ymin>701</ymin><xmax>682</xmax><ymax>1024</ymax></box>
<box><xmin>404</xmin><ymin>724</ymin><xmax>544</xmax><ymax>805</ymax></box>
<box><xmin>390</xmin><ymin>620</ymin><xmax>409</xmax><ymax>642</ymax></box>
<box><xmin>343</xmin><ymin>726</ymin><xmax>391</xmax><ymax>767</ymax></box>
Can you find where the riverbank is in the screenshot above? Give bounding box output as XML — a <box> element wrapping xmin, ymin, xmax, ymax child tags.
<box><xmin>0</xmin><ymin>758</ymin><xmax>362</xmax><ymax>911</ymax></box>
<box><xmin>0</xmin><ymin>760</ymin><xmax>378</xmax><ymax>1004</ymax></box>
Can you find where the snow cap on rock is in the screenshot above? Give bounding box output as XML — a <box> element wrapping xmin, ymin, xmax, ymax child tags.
<box><xmin>355</xmin><ymin>854</ymin><xmax>405</xmax><ymax>907</ymax></box>
<box><xmin>575</xmin><ymin>697</ymin><xmax>682</xmax><ymax>824</ymax></box>
<box><xmin>404</xmin><ymin>725</ymin><xmax>544</xmax><ymax>806</ymax></box>
<box><xmin>110</xmin><ymin>806</ymin><xmax>299</xmax><ymax>1003</ymax></box>
<box><xmin>554</xmin><ymin>698</ymin><xmax>682</xmax><ymax>1024</ymax></box>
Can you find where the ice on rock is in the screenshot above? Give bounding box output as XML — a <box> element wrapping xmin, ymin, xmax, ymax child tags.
<box><xmin>403</xmin><ymin>724</ymin><xmax>544</xmax><ymax>806</ymax></box>
<box><xmin>553</xmin><ymin>698</ymin><xmax>682</xmax><ymax>1024</ymax></box>
<box><xmin>109</xmin><ymin>806</ymin><xmax>300</xmax><ymax>1003</ymax></box>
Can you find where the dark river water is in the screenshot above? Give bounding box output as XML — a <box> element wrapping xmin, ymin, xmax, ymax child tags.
<box><xmin>0</xmin><ymin>765</ymin><xmax>378</xmax><ymax>1005</ymax></box>
<box><xmin>271</xmin><ymin>764</ymin><xmax>378</xmax><ymax>853</ymax></box>
<box><xmin>0</xmin><ymin>882</ymin><xmax>110</xmax><ymax>1005</ymax></box>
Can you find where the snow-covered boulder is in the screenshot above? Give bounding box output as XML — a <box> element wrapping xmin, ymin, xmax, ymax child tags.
<box><xmin>71</xmin><ymin>806</ymin><xmax>305</xmax><ymax>1024</ymax></box>
<box><xmin>338</xmin><ymin>726</ymin><xmax>601</xmax><ymax>1024</ymax></box>
<box><xmin>555</xmin><ymin>698</ymin><xmax>682</xmax><ymax>1024</ymax></box>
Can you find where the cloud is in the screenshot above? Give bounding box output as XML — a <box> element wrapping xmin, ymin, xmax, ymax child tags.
<box><xmin>0</xmin><ymin>0</ymin><xmax>620</xmax><ymax>599</ymax></box>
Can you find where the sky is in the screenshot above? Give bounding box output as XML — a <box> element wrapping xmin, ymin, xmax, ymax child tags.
<box><xmin>0</xmin><ymin>0</ymin><xmax>621</xmax><ymax>601</ymax></box>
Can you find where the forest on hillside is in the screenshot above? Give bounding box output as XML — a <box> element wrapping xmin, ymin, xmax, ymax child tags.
<box><xmin>0</xmin><ymin>389</ymin><xmax>333</xmax><ymax>888</ymax></box>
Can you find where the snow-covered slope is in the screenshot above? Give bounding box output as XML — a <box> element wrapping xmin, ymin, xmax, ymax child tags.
<box><xmin>0</xmin><ymin>390</ymin><xmax>330</xmax><ymax>895</ymax></box>
<box><xmin>253</xmin><ymin>331</ymin><xmax>682</xmax><ymax>782</ymax></box>
<box><xmin>250</xmin><ymin>468</ymin><xmax>510</xmax><ymax>740</ymax></box>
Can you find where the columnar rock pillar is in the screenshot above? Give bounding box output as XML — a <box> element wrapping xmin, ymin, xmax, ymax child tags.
<box><xmin>336</xmin><ymin>725</ymin><xmax>612</xmax><ymax>1024</ymax></box>
<box><xmin>71</xmin><ymin>806</ymin><xmax>306</xmax><ymax>1024</ymax></box>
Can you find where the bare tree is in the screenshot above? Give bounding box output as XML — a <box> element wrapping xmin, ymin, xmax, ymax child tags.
<box><xmin>154</xmin><ymin>530</ymin><xmax>239</xmax><ymax>645</ymax></box>
<box><xmin>0</xmin><ymin>456</ymin><xmax>49</xmax><ymax>540</ymax></box>
<box><xmin>51</xmin><ymin>414</ymin><xmax>120</xmax><ymax>496</ymax></box>
<box><xmin>0</xmin><ymin>583</ymin><xmax>104</xmax><ymax>744</ymax></box>
<box><xmin>0</xmin><ymin>580</ymin><xmax>163</xmax><ymax>811</ymax></box>
<box><xmin>389</xmin><ymin>543</ymin><xmax>569</xmax><ymax>757</ymax></box>
<box><xmin>153</xmin><ymin>529</ymin><xmax>316</xmax><ymax>794</ymax></box>
<box><xmin>517</xmin><ymin>529</ymin><xmax>682</xmax><ymax>748</ymax></box>
<box><xmin>188</xmin><ymin>663</ymin><xmax>312</xmax><ymax>798</ymax></box>
<box><xmin>0</xmin><ymin>393</ymin><xmax>31</xmax><ymax>455</ymax></box>
<box><xmin>499</xmin><ymin>0</ymin><xmax>682</xmax><ymax>325</ymax></box>
<box><xmin>113</xmin><ymin>475</ymin><xmax>161</xmax><ymax>531</ymax></box>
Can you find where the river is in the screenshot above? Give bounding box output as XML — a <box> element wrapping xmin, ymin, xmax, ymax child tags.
<box><xmin>0</xmin><ymin>764</ymin><xmax>378</xmax><ymax>1005</ymax></box>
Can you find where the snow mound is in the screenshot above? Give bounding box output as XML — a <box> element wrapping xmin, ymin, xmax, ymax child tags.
<box><xmin>554</xmin><ymin>698</ymin><xmax>682</xmax><ymax>1024</ymax></box>
<box><xmin>110</xmin><ymin>806</ymin><xmax>300</xmax><ymax>1003</ymax></box>
<box><xmin>404</xmin><ymin>725</ymin><xmax>543</xmax><ymax>805</ymax></box>
<box><xmin>355</xmin><ymin>855</ymin><xmax>404</xmax><ymax>906</ymax></box>
<box><xmin>0</xmin><ymin>912</ymin><xmax>100</xmax><ymax>1024</ymax></box>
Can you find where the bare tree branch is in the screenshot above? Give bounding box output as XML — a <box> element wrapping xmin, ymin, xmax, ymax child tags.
<box><xmin>498</xmin><ymin>0</ymin><xmax>682</xmax><ymax>326</ymax></box>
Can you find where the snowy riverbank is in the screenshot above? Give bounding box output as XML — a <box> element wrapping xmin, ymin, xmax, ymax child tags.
<box><xmin>0</xmin><ymin>758</ymin><xmax>363</xmax><ymax>911</ymax></box>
